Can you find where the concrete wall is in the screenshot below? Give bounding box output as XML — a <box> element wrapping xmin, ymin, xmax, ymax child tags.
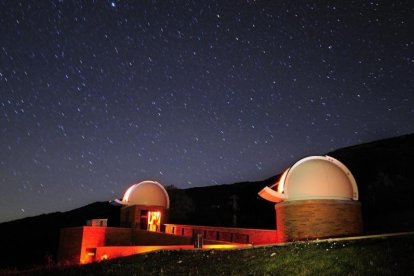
<box><xmin>164</xmin><ymin>224</ymin><xmax>278</xmax><ymax>245</ymax></box>
<box><xmin>59</xmin><ymin>226</ymin><xmax>205</xmax><ymax>264</ymax></box>
<box><xmin>131</xmin><ymin>229</ymin><xmax>194</xmax><ymax>245</ymax></box>
<box><xmin>58</xmin><ymin>227</ymin><xmax>132</xmax><ymax>264</ymax></box>
<box><xmin>79</xmin><ymin>226</ymin><xmax>107</xmax><ymax>264</ymax></box>
<box><xmin>276</xmin><ymin>199</ymin><xmax>363</xmax><ymax>242</ymax></box>
<box><xmin>58</xmin><ymin>227</ymin><xmax>84</xmax><ymax>264</ymax></box>
<box><xmin>120</xmin><ymin>205</ymin><xmax>139</xmax><ymax>228</ymax></box>
<box><xmin>105</xmin><ymin>227</ymin><xmax>134</xmax><ymax>246</ymax></box>
<box><xmin>58</xmin><ymin>224</ymin><xmax>277</xmax><ymax>265</ymax></box>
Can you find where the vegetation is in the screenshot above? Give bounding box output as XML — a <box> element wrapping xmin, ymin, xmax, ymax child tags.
<box><xmin>20</xmin><ymin>234</ymin><xmax>414</xmax><ymax>275</ymax></box>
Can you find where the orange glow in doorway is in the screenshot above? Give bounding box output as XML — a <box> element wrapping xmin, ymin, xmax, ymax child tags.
<box><xmin>148</xmin><ymin>211</ymin><xmax>161</xmax><ymax>231</ymax></box>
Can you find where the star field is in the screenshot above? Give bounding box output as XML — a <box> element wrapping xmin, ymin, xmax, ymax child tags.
<box><xmin>1</xmin><ymin>0</ymin><xmax>413</xmax><ymax>222</ymax></box>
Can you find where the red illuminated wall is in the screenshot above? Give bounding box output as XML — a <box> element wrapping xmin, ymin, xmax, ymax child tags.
<box><xmin>59</xmin><ymin>226</ymin><xmax>214</xmax><ymax>264</ymax></box>
<box><xmin>58</xmin><ymin>227</ymin><xmax>134</xmax><ymax>264</ymax></box>
<box><xmin>59</xmin><ymin>224</ymin><xmax>278</xmax><ymax>265</ymax></box>
<box><xmin>164</xmin><ymin>224</ymin><xmax>278</xmax><ymax>245</ymax></box>
<box><xmin>276</xmin><ymin>199</ymin><xmax>363</xmax><ymax>242</ymax></box>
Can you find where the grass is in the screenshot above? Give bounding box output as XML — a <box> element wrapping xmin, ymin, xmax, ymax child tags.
<box><xmin>11</xmin><ymin>234</ymin><xmax>414</xmax><ymax>275</ymax></box>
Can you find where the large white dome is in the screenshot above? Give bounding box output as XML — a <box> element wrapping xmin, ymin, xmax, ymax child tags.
<box><xmin>122</xmin><ymin>180</ymin><xmax>170</xmax><ymax>208</ymax></box>
<box><xmin>284</xmin><ymin>156</ymin><xmax>358</xmax><ymax>200</ymax></box>
<box><xmin>258</xmin><ymin>156</ymin><xmax>358</xmax><ymax>203</ymax></box>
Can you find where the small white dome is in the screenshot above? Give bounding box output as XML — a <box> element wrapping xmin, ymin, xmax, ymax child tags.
<box><xmin>122</xmin><ymin>180</ymin><xmax>170</xmax><ymax>208</ymax></box>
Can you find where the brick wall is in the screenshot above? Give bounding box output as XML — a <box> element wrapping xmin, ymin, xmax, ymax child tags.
<box><xmin>276</xmin><ymin>199</ymin><xmax>363</xmax><ymax>242</ymax></box>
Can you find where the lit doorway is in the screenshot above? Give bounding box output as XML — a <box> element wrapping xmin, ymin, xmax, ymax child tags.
<box><xmin>147</xmin><ymin>211</ymin><xmax>161</xmax><ymax>232</ymax></box>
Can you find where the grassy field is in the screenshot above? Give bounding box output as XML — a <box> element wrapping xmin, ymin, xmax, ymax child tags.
<box><xmin>11</xmin><ymin>234</ymin><xmax>414</xmax><ymax>275</ymax></box>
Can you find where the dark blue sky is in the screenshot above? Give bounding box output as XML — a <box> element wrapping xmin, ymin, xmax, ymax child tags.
<box><xmin>1</xmin><ymin>0</ymin><xmax>413</xmax><ymax>222</ymax></box>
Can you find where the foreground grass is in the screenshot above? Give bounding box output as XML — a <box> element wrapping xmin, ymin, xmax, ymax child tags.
<box><xmin>18</xmin><ymin>235</ymin><xmax>414</xmax><ymax>275</ymax></box>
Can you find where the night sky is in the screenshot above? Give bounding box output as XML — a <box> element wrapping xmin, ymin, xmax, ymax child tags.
<box><xmin>1</xmin><ymin>1</ymin><xmax>413</xmax><ymax>223</ymax></box>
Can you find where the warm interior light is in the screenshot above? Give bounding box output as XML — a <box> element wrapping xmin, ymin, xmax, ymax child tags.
<box><xmin>203</xmin><ymin>244</ymin><xmax>250</xmax><ymax>249</ymax></box>
<box><xmin>147</xmin><ymin>211</ymin><xmax>161</xmax><ymax>231</ymax></box>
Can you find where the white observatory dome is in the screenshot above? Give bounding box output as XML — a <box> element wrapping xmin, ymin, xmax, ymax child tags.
<box><xmin>259</xmin><ymin>156</ymin><xmax>358</xmax><ymax>203</ymax></box>
<box><xmin>121</xmin><ymin>180</ymin><xmax>170</xmax><ymax>208</ymax></box>
<box><xmin>284</xmin><ymin>156</ymin><xmax>358</xmax><ymax>200</ymax></box>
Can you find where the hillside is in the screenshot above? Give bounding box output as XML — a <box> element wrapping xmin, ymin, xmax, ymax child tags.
<box><xmin>167</xmin><ymin>175</ymin><xmax>279</xmax><ymax>229</ymax></box>
<box><xmin>328</xmin><ymin>134</ymin><xmax>414</xmax><ymax>233</ymax></box>
<box><xmin>0</xmin><ymin>202</ymin><xmax>120</xmax><ymax>269</ymax></box>
<box><xmin>0</xmin><ymin>133</ymin><xmax>413</xmax><ymax>269</ymax></box>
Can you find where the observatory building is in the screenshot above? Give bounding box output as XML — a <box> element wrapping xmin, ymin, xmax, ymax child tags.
<box><xmin>59</xmin><ymin>158</ymin><xmax>365</xmax><ymax>265</ymax></box>
<box><xmin>259</xmin><ymin>156</ymin><xmax>363</xmax><ymax>242</ymax></box>
<box><xmin>59</xmin><ymin>180</ymin><xmax>269</xmax><ymax>264</ymax></box>
<box><xmin>119</xmin><ymin>180</ymin><xmax>170</xmax><ymax>231</ymax></box>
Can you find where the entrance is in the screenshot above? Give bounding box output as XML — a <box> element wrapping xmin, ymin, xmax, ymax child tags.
<box><xmin>147</xmin><ymin>211</ymin><xmax>161</xmax><ymax>232</ymax></box>
<box><xmin>139</xmin><ymin>210</ymin><xmax>148</xmax><ymax>230</ymax></box>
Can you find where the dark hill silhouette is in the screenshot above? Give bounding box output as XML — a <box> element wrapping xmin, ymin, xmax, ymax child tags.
<box><xmin>167</xmin><ymin>175</ymin><xmax>279</xmax><ymax>229</ymax></box>
<box><xmin>1</xmin><ymin>133</ymin><xmax>413</xmax><ymax>269</ymax></box>
<box><xmin>0</xmin><ymin>202</ymin><xmax>120</xmax><ymax>269</ymax></box>
<box><xmin>327</xmin><ymin>133</ymin><xmax>414</xmax><ymax>233</ymax></box>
